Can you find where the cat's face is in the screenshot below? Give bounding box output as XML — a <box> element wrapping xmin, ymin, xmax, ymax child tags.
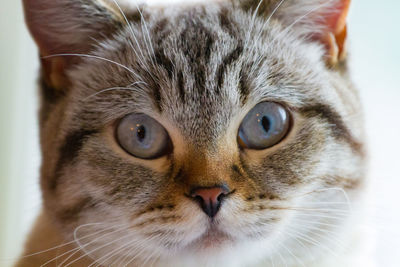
<box><xmin>25</xmin><ymin>0</ymin><xmax>365</xmax><ymax>266</ymax></box>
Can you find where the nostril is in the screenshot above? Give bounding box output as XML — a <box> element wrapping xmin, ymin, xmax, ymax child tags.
<box><xmin>217</xmin><ymin>192</ymin><xmax>227</xmax><ymax>202</ymax></box>
<box><xmin>194</xmin><ymin>195</ymin><xmax>204</xmax><ymax>205</ymax></box>
<box><xmin>189</xmin><ymin>185</ymin><xmax>231</xmax><ymax>218</ymax></box>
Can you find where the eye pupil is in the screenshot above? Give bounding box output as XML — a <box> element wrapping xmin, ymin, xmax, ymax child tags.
<box><xmin>136</xmin><ymin>125</ymin><xmax>146</xmax><ymax>141</ymax></box>
<box><xmin>261</xmin><ymin>116</ymin><xmax>270</xmax><ymax>133</ymax></box>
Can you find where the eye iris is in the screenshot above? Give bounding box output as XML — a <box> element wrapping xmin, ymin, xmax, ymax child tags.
<box><xmin>117</xmin><ymin>113</ymin><xmax>172</xmax><ymax>159</ymax></box>
<box><xmin>238</xmin><ymin>102</ymin><xmax>290</xmax><ymax>150</ymax></box>
<box><xmin>261</xmin><ymin>116</ymin><xmax>271</xmax><ymax>133</ymax></box>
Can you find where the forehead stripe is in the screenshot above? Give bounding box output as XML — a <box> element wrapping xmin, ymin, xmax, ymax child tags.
<box><xmin>216</xmin><ymin>44</ymin><xmax>243</xmax><ymax>93</ymax></box>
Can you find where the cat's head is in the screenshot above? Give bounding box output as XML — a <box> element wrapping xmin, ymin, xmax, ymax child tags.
<box><xmin>24</xmin><ymin>0</ymin><xmax>365</xmax><ymax>265</ymax></box>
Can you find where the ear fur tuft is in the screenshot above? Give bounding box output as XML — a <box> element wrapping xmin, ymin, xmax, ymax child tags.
<box><xmin>23</xmin><ymin>0</ymin><xmax>123</xmax><ymax>90</ymax></box>
<box><xmin>235</xmin><ymin>0</ymin><xmax>351</xmax><ymax>67</ymax></box>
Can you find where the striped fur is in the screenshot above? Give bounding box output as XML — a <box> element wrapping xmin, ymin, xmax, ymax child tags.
<box><xmin>19</xmin><ymin>0</ymin><xmax>367</xmax><ymax>266</ymax></box>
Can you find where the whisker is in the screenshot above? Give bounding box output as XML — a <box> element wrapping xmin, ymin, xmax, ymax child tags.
<box><xmin>246</xmin><ymin>0</ymin><xmax>287</xmax><ymax>76</ymax></box>
<box><xmin>245</xmin><ymin>0</ymin><xmax>265</xmax><ymax>66</ymax></box>
<box><xmin>115</xmin><ymin>230</ymin><xmax>173</xmax><ymax>266</ymax></box>
<box><xmin>248</xmin><ymin>0</ymin><xmax>264</xmax><ymax>36</ymax></box>
<box><xmin>284</xmin><ymin>227</ymin><xmax>339</xmax><ymax>259</ymax></box>
<box><xmin>279</xmin><ymin>239</ymin><xmax>306</xmax><ymax>267</ymax></box>
<box><xmin>89</xmin><ymin>237</ymin><xmax>137</xmax><ymax>267</ymax></box>
<box><xmin>140</xmin><ymin>236</ymin><xmax>166</xmax><ymax>267</ymax></box>
<box><xmin>110</xmin><ymin>0</ymin><xmax>148</xmax><ymax>69</ymax></box>
<box><xmin>292</xmin><ymin>217</ymin><xmax>341</xmax><ymax>229</ymax></box>
<box><xmin>269</xmin><ymin>254</ymin><xmax>276</xmax><ymax>267</ymax></box>
<box><xmin>306</xmin><ymin>227</ymin><xmax>345</xmax><ymax>251</ymax></box>
<box><xmin>275</xmin><ymin>240</ymin><xmax>289</xmax><ymax>267</ymax></box>
<box><xmin>113</xmin><ymin>234</ymin><xmax>160</xmax><ymax>267</ymax></box>
<box><xmin>41</xmin><ymin>247</ymin><xmax>81</xmax><ymax>267</ymax></box>
<box><xmin>114</xmin><ymin>243</ymin><xmax>138</xmax><ymax>267</ymax></box>
<box><xmin>291</xmin><ymin>187</ymin><xmax>353</xmax><ymax>210</ymax></box>
<box><xmin>112</xmin><ymin>242</ymin><xmax>140</xmax><ymax>267</ymax></box>
<box><xmin>291</xmin><ymin>212</ymin><xmax>348</xmax><ymax>220</ymax></box>
<box><xmin>297</xmin><ymin>201</ymin><xmax>351</xmax><ymax>206</ymax></box>
<box><xmin>13</xmin><ymin>238</ymin><xmax>76</xmax><ymax>261</ymax></box>
<box><xmin>11</xmin><ymin>223</ymin><xmax>107</xmax><ymax>263</ymax></box>
<box><xmin>40</xmin><ymin>246</ymin><xmax>82</xmax><ymax>267</ymax></box>
<box><xmin>98</xmin><ymin>232</ymin><xmax>163</xmax><ymax>267</ymax></box>
<box><xmin>285</xmin><ymin>231</ymin><xmax>312</xmax><ymax>257</ymax></box>
<box><xmin>62</xmin><ymin>231</ymin><xmax>132</xmax><ymax>267</ymax></box>
<box><xmin>42</xmin><ymin>54</ymin><xmax>142</xmax><ymax>79</ymax></box>
<box><xmin>266</xmin><ymin>204</ymin><xmax>351</xmax><ymax>217</ymax></box>
<box><xmin>292</xmin><ymin>220</ymin><xmax>346</xmax><ymax>248</ymax></box>
<box><xmin>83</xmin><ymin>81</ymin><xmax>146</xmax><ymax>101</ymax></box>
<box><xmin>57</xmin><ymin>225</ymin><xmax>130</xmax><ymax>267</ymax></box>
<box><xmin>72</xmin><ymin>223</ymin><xmax>126</xmax><ymax>259</ymax></box>
<box><xmin>274</xmin><ymin>0</ymin><xmax>336</xmax><ymax>42</ymax></box>
<box><xmin>40</xmin><ymin>225</ymin><xmax>122</xmax><ymax>267</ymax></box>
<box><xmin>122</xmin><ymin>233</ymin><xmax>164</xmax><ymax>267</ymax></box>
<box><xmin>280</xmin><ymin>207</ymin><xmax>350</xmax><ymax>214</ymax></box>
<box><xmin>265</xmin><ymin>0</ymin><xmax>287</xmax><ymax>25</ymax></box>
<box><xmin>135</xmin><ymin>4</ymin><xmax>156</xmax><ymax>66</ymax></box>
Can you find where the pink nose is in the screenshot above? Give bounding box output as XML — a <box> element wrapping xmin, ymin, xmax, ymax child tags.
<box><xmin>190</xmin><ymin>186</ymin><xmax>230</xmax><ymax>218</ymax></box>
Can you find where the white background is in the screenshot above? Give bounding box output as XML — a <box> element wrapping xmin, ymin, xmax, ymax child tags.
<box><xmin>1</xmin><ymin>0</ymin><xmax>399</xmax><ymax>266</ymax></box>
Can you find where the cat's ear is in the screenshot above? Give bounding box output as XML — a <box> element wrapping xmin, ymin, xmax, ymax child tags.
<box><xmin>23</xmin><ymin>0</ymin><xmax>123</xmax><ymax>90</ymax></box>
<box><xmin>238</xmin><ymin>0</ymin><xmax>351</xmax><ymax>67</ymax></box>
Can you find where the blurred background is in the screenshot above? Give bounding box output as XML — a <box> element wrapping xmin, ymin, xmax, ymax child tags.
<box><xmin>1</xmin><ymin>0</ymin><xmax>399</xmax><ymax>266</ymax></box>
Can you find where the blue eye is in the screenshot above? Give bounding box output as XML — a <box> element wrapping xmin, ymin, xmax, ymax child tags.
<box><xmin>238</xmin><ymin>102</ymin><xmax>290</xmax><ymax>150</ymax></box>
<box><xmin>117</xmin><ymin>114</ymin><xmax>172</xmax><ymax>159</ymax></box>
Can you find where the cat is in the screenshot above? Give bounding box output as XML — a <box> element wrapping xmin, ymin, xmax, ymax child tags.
<box><xmin>17</xmin><ymin>0</ymin><xmax>369</xmax><ymax>266</ymax></box>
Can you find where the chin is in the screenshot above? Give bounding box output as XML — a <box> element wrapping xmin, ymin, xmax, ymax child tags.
<box><xmin>153</xmin><ymin>218</ymin><xmax>278</xmax><ymax>267</ymax></box>
<box><xmin>166</xmin><ymin>239</ymin><xmax>271</xmax><ymax>267</ymax></box>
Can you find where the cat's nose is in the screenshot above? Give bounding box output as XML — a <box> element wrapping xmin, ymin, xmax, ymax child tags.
<box><xmin>190</xmin><ymin>185</ymin><xmax>230</xmax><ymax>218</ymax></box>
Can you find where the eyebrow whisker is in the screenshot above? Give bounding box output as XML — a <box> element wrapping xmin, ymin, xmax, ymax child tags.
<box><xmin>83</xmin><ymin>81</ymin><xmax>147</xmax><ymax>101</ymax></box>
<box><xmin>42</xmin><ymin>53</ymin><xmax>141</xmax><ymax>79</ymax></box>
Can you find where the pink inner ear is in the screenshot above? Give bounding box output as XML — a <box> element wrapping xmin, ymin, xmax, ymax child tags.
<box><xmin>325</xmin><ymin>0</ymin><xmax>350</xmax><ymax>35</ymax></box>
<box><xmin>23</xmin><ymin>0</ymin><xmax>122</xmax><ymax>90</ymax></box>
<box><xmin>317</xmin><ymin>0</ymin><xmax>351</xmax><ymax>65</ymax></box>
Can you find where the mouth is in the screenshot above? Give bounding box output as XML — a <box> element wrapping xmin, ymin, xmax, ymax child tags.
<box><xmin>189</xmin><ymin>224</ymin><xmax>233</xmax><ymax>250</ymax></box>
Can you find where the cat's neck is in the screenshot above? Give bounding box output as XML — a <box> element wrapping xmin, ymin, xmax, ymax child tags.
<box><xmin>15</xmin><ymin>210</ymin><xmax>93</xmax><ymax>267</ymax></box>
